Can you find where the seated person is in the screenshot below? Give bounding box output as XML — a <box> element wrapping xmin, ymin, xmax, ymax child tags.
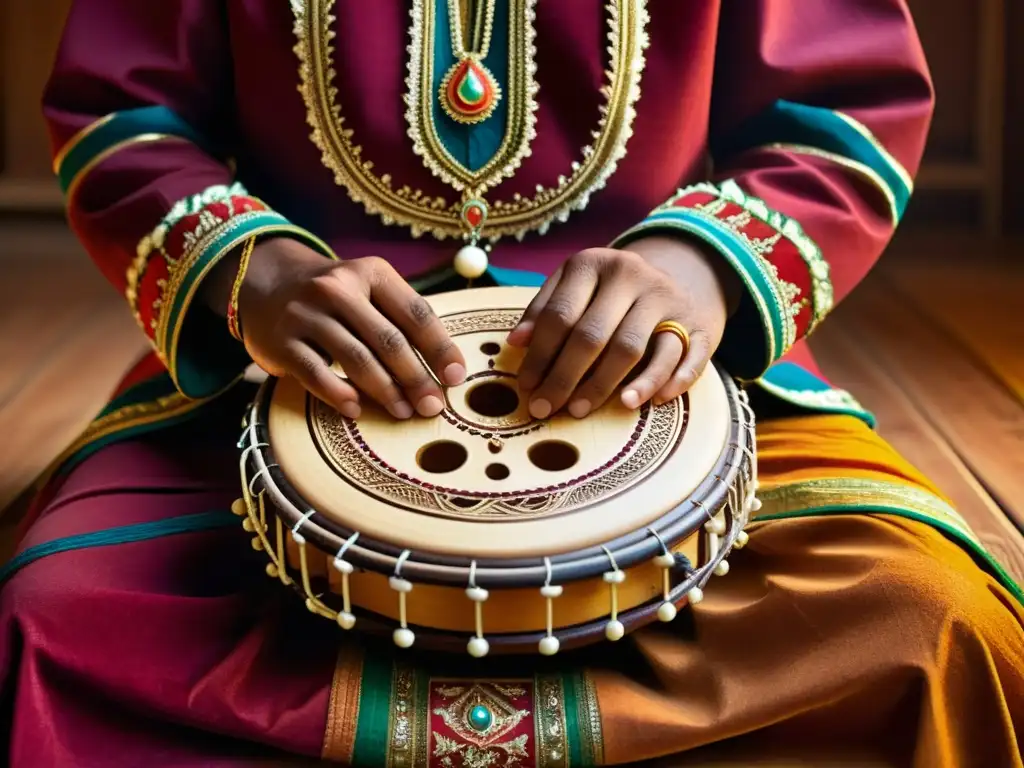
<box><xmin>3</xmin><ymin>0</ymin><xmax>1021</xmax><ymax>765</ymax></box>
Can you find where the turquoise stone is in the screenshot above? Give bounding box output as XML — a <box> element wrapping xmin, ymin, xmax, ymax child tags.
<box><xmin>468</xmin><ymin>704</ymin><xmax>493</xmax><ymax>732</ymax></box>
<box><xmin>457</xmin><ymin>67</ymin><xmax>486</xmax><ymax>105</ymax></box>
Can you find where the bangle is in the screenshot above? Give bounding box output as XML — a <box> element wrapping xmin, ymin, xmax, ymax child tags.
<box><xmin>227</xmin><ymin>236</ymin><xmax>257</xmax><ymax>342</ymax></box>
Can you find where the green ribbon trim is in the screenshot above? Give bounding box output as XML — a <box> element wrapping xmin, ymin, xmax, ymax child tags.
<box><xmin>57</xmin><ymin>106</ymin><xmax>211</xmax><ymax>194</ymax></box>
<box><xmin>165</xmin><ymin>215</ymin><xmax>334</xmax><ymax>399</ymax></box>
<box><xmin>756</xmin><ymin>361</ymin><xmax>877</xmax><ymax>428</ymax></box>
<box><xmin>0</xmin><ymin>511</ymin><xmax>238</xmax><ymax>586</ymax></box>
<box><xmin>351</xmin><ymin>649</ymin><xmax>394</xmax><ymax>767</ymax></box>
<box><xmin>718</xmin><ymin>100</ymin><xmax>913</xmax><ymax>222</ymax></box>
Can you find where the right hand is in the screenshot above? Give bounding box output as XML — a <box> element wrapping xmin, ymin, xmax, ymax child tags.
<box><xmin>230</xmin><ymin>239</ymin><xmax>467</xmax><ymax>420</ymax></box>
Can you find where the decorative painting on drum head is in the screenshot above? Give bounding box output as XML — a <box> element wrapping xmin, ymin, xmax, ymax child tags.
<box><xmin>307</xmin><ymin>308</ymin><xmax>689</xmax><ymax>521</ymax></box>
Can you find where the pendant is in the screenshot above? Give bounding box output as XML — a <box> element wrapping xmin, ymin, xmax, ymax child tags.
<box><xmin>453</xmin><ymin>198</ymin><xmax>490</xmax><ymax>279</ymax></box>
<box><xmin>440</xmin><ymin>57</ymin><xmax>501</xmax><ymax>125</ymax></box>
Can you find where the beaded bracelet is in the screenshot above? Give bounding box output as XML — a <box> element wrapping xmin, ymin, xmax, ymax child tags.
<box><xmin>227</xmin><ymin>236</ymin><xmax>257</xmax><ymax>342</ymax></box>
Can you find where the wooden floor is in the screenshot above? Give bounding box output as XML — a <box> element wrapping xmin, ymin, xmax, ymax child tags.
<box><xmin>1</xmin><ymin>224</ymin><xmax>1023</xmax><ymax>583</ymax></box>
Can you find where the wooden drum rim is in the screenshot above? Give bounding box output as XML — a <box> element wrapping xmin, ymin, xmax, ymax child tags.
<box><xmin>244</xmin><ymin>362</ymin><xmax>748</xmax><ymax>590</ymax></box>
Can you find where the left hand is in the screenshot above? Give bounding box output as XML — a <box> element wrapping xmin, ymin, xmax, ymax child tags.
<box><xmin>506</xmin><ymin>236</ymin><xmax>738</xmax><ymax>419</ymax></box>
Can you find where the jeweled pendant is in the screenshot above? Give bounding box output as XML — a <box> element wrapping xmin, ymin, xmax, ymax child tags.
<box><xmin>440</xmin><ymin>57</ymin><xmax>501</xmax><ymax>124</ymax></box>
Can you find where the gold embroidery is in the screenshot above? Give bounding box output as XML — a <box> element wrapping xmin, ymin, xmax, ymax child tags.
<box><xmin>535</xmin><ymin>675</ymin><xmax>568</xmax><ymax>768</ymax></box>
<box><xmin>291</xmin><ymin>0</ymin><xmax>649</xmax><ymax>241</ymax></box>
<box><xmin>579</xmin><ymin>675</ymin><xmax>605</xmax><ymax>766</ymax></box>
<box><xmin>389</xmin><ymin>665</ymin><xmax>426</xmax><ymax>768</ymax></box>
<box><xmin>755</xmin><ymin>477</ymin><xmax>976</xmax><ymax>541</ymax></box>
<box><xmin>406</xmin><ymin>0</ymin><xmax>534</xmax><ymax>192</ymax></box>
<box><xmin>756</xmin><ymin>379</ymin><xmax>867</xmax><ymax>414</ymax></box>
<box><xmin>431</xmin><ymin>682</ymin><xmax>531</xmax><ymax>767</ymax></box>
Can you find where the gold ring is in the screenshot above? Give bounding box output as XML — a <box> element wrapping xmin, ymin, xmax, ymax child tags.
<box><xmin>653</xmin><ymin>320</ymin><xmax>690</xmax><ymax>358</ymax></box>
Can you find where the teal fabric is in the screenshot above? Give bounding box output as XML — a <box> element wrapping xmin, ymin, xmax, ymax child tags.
<box><xmin>57</xmin><ymin>106</ymin><xmax>211</xmax><ymax>193</ymax></box>
<box><xmin>756</xmin><ymin>361</ymin><xmax>877</xmax><ymax>427</ymax></box>
<box><xmin>718</xmin><ymin>100</ymin><xmax>912</xmax><ymax>221</ymax></box>
<box><xmin>432</xmin><ymin>0</ymin><xmax>509</xmax><ymax>170</ymax></box>
<box><xmin>0</xmin><ymin>511</ymin><xmax>238</xmax><ymax>585</ymax></box>
<box><xmin>487</xmin><ymin>264</ymin><xmax>547</xmax><ymax>287</ymax></box>
<box><xmin>98</xmin><ymin>373</ymin><xmax>178</xmax><ymax>420</ymax></box>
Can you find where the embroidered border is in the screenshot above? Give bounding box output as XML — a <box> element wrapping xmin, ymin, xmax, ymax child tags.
<box><xmin>405</xmin><ymin>0</ymin><xmax>539</xmax><ymax>193</ymax></box>
<box><xmin>291</xmin><ymin>0</ymin><xmax>650</xmax><ymax>240</ymax></box>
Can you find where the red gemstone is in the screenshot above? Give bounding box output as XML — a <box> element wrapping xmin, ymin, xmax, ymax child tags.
<box><xmin>465</xmin><ymin>205</ymin><xmax>484</xmax><ymax>228</ymax></box>
<box><xmin>446</xmin><ymin>60</ymin><xmax>494</xmax><ymax>117</ymax></box>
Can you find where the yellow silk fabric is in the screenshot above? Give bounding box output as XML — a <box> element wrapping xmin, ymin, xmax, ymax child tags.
<box><xmin>592</xmin><ymin>414</ymin><xmax>1024</xmax><ymax>767</ymax></box>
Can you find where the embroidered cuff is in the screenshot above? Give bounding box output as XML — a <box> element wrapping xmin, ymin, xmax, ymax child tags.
<box><xmin>611</xmin><ymin>180</ymin><xmax>833</xmax><ymax>380</ymax></box>
<box><xmin>126</xmin><ymin>183</ymin><xmax>335</xmax><ymax>398</ymax></box>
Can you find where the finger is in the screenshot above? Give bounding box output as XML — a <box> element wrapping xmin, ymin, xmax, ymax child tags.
<box><xmin>654</xmin><ymin>329</ymin><xmax>713</xmax><ymax>404</ymax></box>
<box><xmin>282</xmin><ymin>341</ymin><xmax>363</xmax><ymax>420</ymax></box>
<box><xmin>333</xmin><ymin>297</ymin><xmax>444</xmax><ymax>418</ymax></box>
<box><xmin>369</xmin><ymin>272</ymin><xmax>467</xmax><ymax>387</ymax></box>
<box><xmin>516</xmin><ymin>264</ymin><xmax>599</xmax><ymax>395</ymax></box>
<box><xmin>506</xmin><ymin>267</ymin><xmax>563</xmax><ymax>348</ymax></box>
<box><xmin>530</xmin><ymin>285</ymin><xmax>638</xmax><ymax>418</ymax></box>
<box><xmin>306</xmin><ymin>314</ymin><xmax>416</xmax><ymax>420</ymax></box>
<box><xmin>566</xmin><ymin>304</ymin><xmax>664</xmax><ymax>416</ymax></box>
<box><xmin>618</xmin><ymin>329</ymin><xmax>685</xmax><ymax>409</ymax></box>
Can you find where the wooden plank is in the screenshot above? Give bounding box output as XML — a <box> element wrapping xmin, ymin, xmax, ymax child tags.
<box><xmin>829</xmin><ymin>275</ymin><xmax>1024</xmax><ymax>530</ymax></box>
<box><xmin>811</xmin><ymin>311</ymin><xmax>1024</xmax><ymax>584</ymax></box>
<box><xmin>881</xmin><ymin>260</ymin><xmax>1024</xmax><ymax>400</ymax></box>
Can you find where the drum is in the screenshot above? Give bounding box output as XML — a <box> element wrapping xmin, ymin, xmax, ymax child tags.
<box><xmin>234</xmin><ymin>286</ymin><xmax>757</xmax><ymax>657</ymax></box>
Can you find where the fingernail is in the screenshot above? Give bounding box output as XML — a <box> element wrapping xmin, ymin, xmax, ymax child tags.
<box><xmin>391</xmin><ymin>401</ymin><xmax>414</xmax><ymax>420</ymax></box>
<box><xmin>340</xmin><ymin>402</ymin><xmax>361</xmax><ymax>420</ymax></box>
<box><xmin>568</xmin><ymin>399</ymin><xmax>591</xmax><ymax>419</ymax></box>
<box><xmin>443</xmin><ymin>362</ymin><xmax>466</xmax><ymax>386</ymax></box>
<box><xmin>529</xmin><ymin>398</ymin><xmax>552</xmax><ymax>419</ymax></box>
<box><xmin>621</xmin><ymin>389</ymin><xmax>641</xmax><ymax>410</ymax></box>
<box><xmin>416</xmin><ymin>395</ymin><xmax>444</xmax><ymax>417</ymax></box>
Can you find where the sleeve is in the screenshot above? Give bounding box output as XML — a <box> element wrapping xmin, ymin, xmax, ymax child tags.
<box><xmin>611</xmin><ymin>0</ymin><xmax>934</xmax><ymax>381</ymax></box>
<box><xmin>44</xmin><ymin>0</ymin><xmax>334</xmax><ymax>399</ymax></box>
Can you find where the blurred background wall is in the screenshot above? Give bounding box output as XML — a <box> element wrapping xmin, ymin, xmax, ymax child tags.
<box><xmin>0</xmin><ymin>0</ymin><xmax>1020</xmax><ymax>235</ymax></box>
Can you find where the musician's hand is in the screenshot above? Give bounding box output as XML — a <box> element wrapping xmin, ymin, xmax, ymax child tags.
<box><xmin>230</xmin><ymin>239</ymin><xmax>466</xmax><ymax>420</ymax></box>
<box><xmin>506</xmin><ymin>236</ymin><xmax>740</xmax><ymax>418</ymax></box>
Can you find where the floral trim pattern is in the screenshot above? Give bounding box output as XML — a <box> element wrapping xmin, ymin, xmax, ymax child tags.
<box><xmin>611</xmin><ymin>180</ymin><xmax>833</xmax><ymax>379</ymax></box>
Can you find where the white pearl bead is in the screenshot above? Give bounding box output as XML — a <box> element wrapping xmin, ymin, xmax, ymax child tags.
<box><xmin>735</xmin><ymin>530</ymin><xmax>750</xmax><ymax>549</ymax></box>
<box><xmin>393</xmin><ymin>627</ymin><xmax>416</xmax><ymax>648</ymax></box>
<box><xmin>538</xmin><ymin>635</ymin><xmax>561</xmax><ymax>656</ymax></box>
<box><xmin>605</xmin><ymin>620</ymin><xmax>625</xmax><ymax>642</ymax></box>
<box><xmin>657</xmin><ymin>602</ymin><xmax>678</xmax><ymax>623</ymax></box>
<box><xmin>602</xmin><ymin>570</ymin><xmax>626</xmax><ymax>585</ymax></box>
<box><xmin>654</xmin><ymin>552</ymin><xmax>676</xmax><ymax>568</ymax></box>
<box><xmin>750</xmin><ymin>497</ymin><xmax>763</xmax><ymax>512</ymax></box>
<box><xmin>687</xmin><ymin>586</ymin><xmax>704</xmax><ymax>605</ymax></box>
<box><xmin>465</xmin><ymin>586</ymin><xmax>489</xmax><ymax>602</ymax></box>
<box><xmin>540</xmin><ymin>584</ymin><xmax>563</xmax><ymax>599</ymax></box>
<box><xmin>333</xmin><ymin>558</ymin><xmax>354</xmax><ymax>575</ymax></box>
<box><xmin>467</xmin><ymin>636</ymin><xmax>490</xmax><ymax>658</ymax></box>
<box><xmin>714</xmin><ymin>560</ymin><xmax>730</xmax><ymax>577</ymax></box>
<box><xmin>454</xmin><ymin>244</ymin><xmax>489</xmax><ymax>279</ymax></box>
<box><xmin>389</xmin><ymin>576</ymin><xmax>413</xmax><ymax>593</ymax></box>
<box><xmin>336</xmin><ymin>611</ymin><xmax>356</xmax><ymax>630</ymax></box>
<box><xmin>704</xmin><ymin>516</ymin><xmax>726</xmax><ymax>535</ymax></box>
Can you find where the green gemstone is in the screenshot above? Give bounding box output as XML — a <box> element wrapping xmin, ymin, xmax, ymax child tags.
<box><xmin>468</xmin><ymin>704</ymin><xmax>493</xmax><ymax>732</ymax></box>
<box><xmin>457</xmin><ymin>67</ymin><xmax>487</xmax><ymax>105</ymax></box>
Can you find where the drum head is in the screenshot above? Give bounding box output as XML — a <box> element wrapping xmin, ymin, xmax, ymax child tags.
<box><xmin>268</xmin><ymin>287</ymin><xmax>730</xmax><ymax>558</ymax></box>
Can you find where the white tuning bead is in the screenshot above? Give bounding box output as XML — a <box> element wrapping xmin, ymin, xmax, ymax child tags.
<box><xmin>750</xmin><ymin>497</ymin><xmax>763</xmax><ymax>512</ymax></box>
<box><xmin>654</xmin><ymin>552</ymin><xmax>676</xmax><ymax>568</ymax></box>
<box><xmin>704</xmin><ymin>515</ymin><xmax>727</xmax><ymax>535</ymax></box>
<box><xmin>602</xmin><ymin>570</ymin><xmax>626</xmax><ymax>585</ymax></box>
<box><xmin>393</xmin><ymin>627</ymin><xmax>415</xmax><ymax>648</ymax></box>
<box><xmin>389</xmin><ymin>576</ymin><xmax>413</xmax><ymax>593</ymax></box>
<box><xmin>333</xmin><ymin>558</ymin><xmax>354</xmax><ymax>575</ymax></box>
<box><xmin>540</xmin><ymin>584</ymin><xmax>563</xmax><ymax>599</ymax></box>
<box><xmin>336</xmin><ymin>612</ymin><xmax>356</xmax><ymax>630</ymax></box>
<box><xmin>735</xmin><ymin>530</ymin><xmax>750</xmax><ymax>549</ymax></box>
<box><xmin>687</xmin><ymin>586</ymin><xmax>704</xmax><ymax>605</ymax></box>
<box><xmin>466</xmin><ymin>586</ymin><xmax>489</xmax><ymax>602</ymax></box>
<box><xmin>538</xmin><ymin>635</ymin><xmax>561</xmax><ymax>656</ymax></box>
<box><xmin>605</xmin><ymin>620</ymin><xmax>625</xmax><ymax>642</ymax></box>
<box><xmin>467</xmin><ymin>636</ymin><xmax>490</xmax><ymax>658</ymax></box>
<box><xmin>454</xmin><ymin>244</ymin><xmax>489</xmax><ymax>279</ymax></box>
<box><xmin>714</xmin><ymin>559</ymin><xmax>730</xmax><ymax>577</ymax></box>
<box><xmin>657</xmin><ymin>602</ymin><xmax>678</xmax><ymax>622</ymax></box>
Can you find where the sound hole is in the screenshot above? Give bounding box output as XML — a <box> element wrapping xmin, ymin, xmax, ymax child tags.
<box><xmin>417</xmin><ymin>440</ymin><xmax>468</xmax><ymax>473</ymax></box>
<box><xmin>467</xmin><ymin>381</ymin><xmax>520</xmax><ymax>418</ymax></box>
<box><xmin>485</xmin><ymin>463</ymin><xmax>510</xmax><ymax>480</ymax></box>
<box><xmin>528</xmin><ymin>440</ymin><xmax>579</xmax><ymax>472</ymax></box>
<box><xmin>480</xmin><ymin>342</ymin><xmax>501</xmax><ymax>355</ymax></box>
